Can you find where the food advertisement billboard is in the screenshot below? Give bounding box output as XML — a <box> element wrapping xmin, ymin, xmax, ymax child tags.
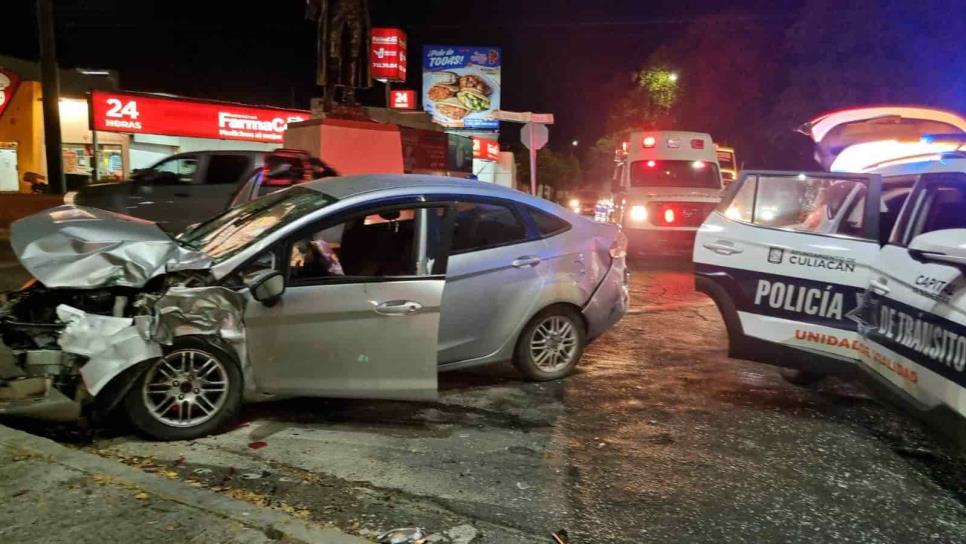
<box><xmin>422</xmin><ymin>45</ymin><xmax>501</xmax><ymax>130</ymax></box>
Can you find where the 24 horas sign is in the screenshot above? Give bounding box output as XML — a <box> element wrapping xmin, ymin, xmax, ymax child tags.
<box><xmin>90</xmin><ymin>91</ymin><xmax>309</xmax><ymax>143</ymax></box>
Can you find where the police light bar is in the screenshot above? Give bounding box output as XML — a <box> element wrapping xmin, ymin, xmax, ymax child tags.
<box><xmin>921</xmin><ymin>133</ymin><xmax>966</xmax><ymax>144</ymax></box>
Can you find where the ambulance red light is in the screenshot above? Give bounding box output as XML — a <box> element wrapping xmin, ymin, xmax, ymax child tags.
<box><xmin>690</xmin><ymin>138</ymin><xmax>705</xmax><ymax>149</ymax></box>
<box><xmin>664</xmin><ymin>208</ymin><xmax>676</xmax><ymax>223</ymax></box>
<box><xmin>643</xmin><ymin>136</ymin><xmax>656</xmax><ymax>148</ymax></box>
<box><xmin>646</xmin><ymin>160</ymin><xmax>656</xmax><ymax>168</ymax></box>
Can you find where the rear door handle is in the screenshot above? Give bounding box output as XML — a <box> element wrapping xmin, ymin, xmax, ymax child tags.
<box><xmin>512</xmin><ymin>255</ymin><xmax>542</xmax><ymax>268</ymax></box>
<box><xmin>374</xmin><ymin>300</ymin><xmax>423</xmax><ymax>316</ymax></box>
<box><xmin>702</xmin><ymin>241</ymin><xmax>742</xmax><ymax>255</ymax></box>
<box><xmin>869</xmin><ymin>277</ymin><xmax>890</xmax><ymax>295</ymax></box>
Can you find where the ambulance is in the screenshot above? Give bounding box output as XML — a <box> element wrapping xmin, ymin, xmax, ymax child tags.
<box><xmin>613</xmin><ymin>131</ymin><xmax>723</xmax><ymax>254</ymax></box>
<box><xmin>694</xmin><ymin>106</ymin><xmax>966</xmax><ymax>436</ymax></box>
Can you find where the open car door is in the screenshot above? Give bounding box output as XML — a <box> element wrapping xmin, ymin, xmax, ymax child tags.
<box><xmin>694</xmin><ymin>170</ymin><xmax>882</xmax><ymax>374</ymax></box>
<box><xmin>243</xmin><ymin>202</ymin><xmax>452</xmax><ymax>401</ymax></box>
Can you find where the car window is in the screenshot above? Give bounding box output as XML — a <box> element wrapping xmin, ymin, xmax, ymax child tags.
<box><xmin>288</xmin><ymin>206</ymin><xmax>448</xmax><ymax>283</ymax></box>
<box><xmin>152</xmin><ymin>157</ymin><xmax>199</xmax><ymax>184</ymax></box>
<box><xmin>206</xmin><ymin>155</ymin><xmax>251</xmax><ymax>184</ymax></box>
<box><xmin>451</xmin><ymin>201</ymin><xmax>528</xmax><ymax>253</ymax></box>
<box><xmin>526</xmin><ymin>207</ymin><xmax>570</xmax><ymax>237</ymax></box>
<box><xmin>718</xmin><ymin>175</ymin><xmax>756</xmax><ymax>222</ymax></box>
<box><xmin>908</xmin><ymin>174</ymin><xmax>966</xmax><ymax>240</ymax></box>
<box><xmin>880</xmin><ymin>177</ymin><xmax>918</xmax><ymax>244</ymax></box>
<box><xmin>180</xmin><ymin>187</ymin><xmax>335</xmax><ymax>261</ymax></box>
<box><xmin>750</xmin><ymin>175</ymin><xmax>870</xmax><ymax>239</ymax></box>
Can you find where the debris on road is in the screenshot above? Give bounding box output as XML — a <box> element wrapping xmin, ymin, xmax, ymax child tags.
<box><xmin>377</xmin><ymin>527</ymin><xmax>428</xmax><ymax>543</ymax></box>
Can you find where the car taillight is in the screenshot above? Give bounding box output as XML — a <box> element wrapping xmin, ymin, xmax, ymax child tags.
<box><xmin>610</xmin><ymin>231</ymin><xmax>628</xmax><ymax>259</ymax></box>
<box><xmin>664</xmin><ymin>208</ymin><xmax>676</xmax><ymax>224</ymax></box>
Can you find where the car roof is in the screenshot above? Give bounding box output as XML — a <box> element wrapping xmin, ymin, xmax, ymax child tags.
<box><xmin>301</xmin><ymin>174</ymin><xmax>531</xmax><ymax>201</ymax></box>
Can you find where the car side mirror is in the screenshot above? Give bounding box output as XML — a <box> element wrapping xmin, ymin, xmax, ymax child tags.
<box><xmin>908</xmin><ymin>229</ymin><xmax>966</xmax><ymax>270</ymax></box>
<box><xmin>248</xmin><ymin>270</ymin><xmax>285</xmax><ymax>307</ymax></box>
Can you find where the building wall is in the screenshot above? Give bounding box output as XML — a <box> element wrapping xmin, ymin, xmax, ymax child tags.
<box><xmin>0</xmin><ymin>81</ymin><xmax>45</xmax><ymax>192</ymax></box>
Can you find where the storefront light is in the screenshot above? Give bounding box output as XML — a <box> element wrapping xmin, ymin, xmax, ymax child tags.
<box><xmin>58</xmin><ymin>99</ymin><xmax>88</xmax><ymax>122</ymax></box>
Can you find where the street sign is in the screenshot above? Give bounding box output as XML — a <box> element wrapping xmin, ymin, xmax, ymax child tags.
<box><xmin>493</xmin><ymin>110</ymin><xmax>555</xmax><ymax>124</ymax></box>
<box><xmin>521</xmin><ymin>122</ymin><xmax>548</xmax><ymax>150</ymax></box>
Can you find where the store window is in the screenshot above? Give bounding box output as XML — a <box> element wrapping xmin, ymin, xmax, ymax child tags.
<box><xmin>62</xmin><ymin>143</ymin><xmax>124</xmax><ymax>184</ymax></box>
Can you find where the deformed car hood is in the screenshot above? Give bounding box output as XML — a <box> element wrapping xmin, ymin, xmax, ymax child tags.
<box><xmin>10</xmin><ymin>205</ymin><xmax>213</xmax><ymax>289</ymax></box>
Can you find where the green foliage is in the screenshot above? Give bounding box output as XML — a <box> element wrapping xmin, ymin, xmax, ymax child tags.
<box><xmin>513</xmin><ymin>146</ymin><xmax>582</xmax><ymax>192</ymax></box>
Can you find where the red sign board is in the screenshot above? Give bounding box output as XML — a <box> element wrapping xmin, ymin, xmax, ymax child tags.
<box><xmin>0</xmin><ymin>68</ymin><xmax>21</xmax><ymax>120</ymax></box>
<box><xmin>389</xmin><ymin>90</ymin><xmax>416</xmax><ymax>110</ymax></box>
<box><xmin>472</xmin><ymin>137</ymin><xmax>500</xmax><ymax>161</ymax></box>
<box><xmin>371</xmin><ymin>28</ymin><xmax>407</xmax><ymax>82</ymax></box>
<box><xmin>90</xmin><ymin>91</ymin><xmax>309</xmax><ymax>143</ymax></box>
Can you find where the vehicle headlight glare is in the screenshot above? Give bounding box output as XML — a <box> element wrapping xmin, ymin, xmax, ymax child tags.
<box><xmin>630</xmin><ymin>205</ymin><xmax>647</xmax><ymax>222</ymax></box>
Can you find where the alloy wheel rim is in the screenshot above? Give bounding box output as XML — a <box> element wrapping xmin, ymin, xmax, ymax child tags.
<box><xmin>142</xmin><ymin>349</ymin><xmax>229</xmax><ymax>428</ymax></box>
<box><xmin>529</xmin><ymin>316</ymin><xmax>578</xmax><ymax>373</ymax></box>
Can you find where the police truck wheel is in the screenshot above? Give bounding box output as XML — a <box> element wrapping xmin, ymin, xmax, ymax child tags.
<box><xmin>780</xmin><ymin>368</ymin><xmax>825</xmax><ymax>386</ymax></box>
<box><xmin>514</xmin><ymin>306</ymin><xmax>586</xmax><ymax>381</ymax></box>
<box><xmin>124</xmin><ymin>337</ymin><xmax>242</xmax><ymax>441</ymax></box>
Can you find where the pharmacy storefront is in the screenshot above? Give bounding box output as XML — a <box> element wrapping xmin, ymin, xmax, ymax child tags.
<box><xmin>90</xmin><ymin>90</ymin><xmax>309</xmax><ymax>174</ymax></box>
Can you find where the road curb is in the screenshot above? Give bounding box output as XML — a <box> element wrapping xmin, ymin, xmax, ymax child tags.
<box><xmin>0</xmin><ymin>424</ymin><xmax>370</xmax><ymax>544</ymax></box>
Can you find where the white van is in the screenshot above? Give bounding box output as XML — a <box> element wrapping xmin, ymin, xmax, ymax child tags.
<box><xmin>613</xmin><ymin>131</ymin><xmax>723</xmax><ymax>254</ymax></box>
<box><xmin>694</xmin><ymin>106</ymin><xmax>966</xmax><ymax>436</ymax></box>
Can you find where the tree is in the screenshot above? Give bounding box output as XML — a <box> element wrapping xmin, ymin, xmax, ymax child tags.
<box><xmin>513</xmin><ymin>145</ymin><xmax>582</xmax><ymax>194</ymax></box>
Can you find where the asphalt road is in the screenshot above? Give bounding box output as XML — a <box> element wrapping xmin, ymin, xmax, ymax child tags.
<box><xmin>5</xmin><ymin>255</ymin><xmax>966</xmax><ymax>543</ymax></box>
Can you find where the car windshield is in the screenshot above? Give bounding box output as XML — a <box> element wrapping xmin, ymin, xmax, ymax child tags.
<box><xmin>179</xmin><ymin>187</ymin><xmax>335</xmax><ymax>261</ymax></box>
<box><xmin>629</xmin><ymin>160</ymin><xmax>721</xmax><ymax>188</ymax></box>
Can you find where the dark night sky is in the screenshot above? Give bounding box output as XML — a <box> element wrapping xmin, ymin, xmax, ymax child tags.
<box><xmin>2</xmin><ymin>0</ymin><xmax>797</xmax><ymax>150</ymax></box>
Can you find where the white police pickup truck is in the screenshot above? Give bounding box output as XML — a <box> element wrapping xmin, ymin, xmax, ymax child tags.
<box><xmin>694</xmin><ymin>106</ymin><xmax>966</xmax><ymax>431</ymax></box>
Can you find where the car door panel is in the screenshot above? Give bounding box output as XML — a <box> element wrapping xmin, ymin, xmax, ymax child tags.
<box><xmin>694</xmin><ymin>171</ymin><xmax>881</xmax><ymax>368</ymax></box>
<box><xmin>244</xmin><ymin>280</ymin><xmax>441</xmax><ymax>400</ymax></box>
<box><xmin>860</xmin><ymin>174</ymin><xmax>966</xmax><ymax>418</ymax></box>
<box><xmin>242</xmin><ymin>202</ymin><xmax>448</xmax><ymax>400</ymax></box>
<box><xmin>438</xmin><ymin>238</ymin><xmax>549</xmax><ymax>364</ymax></box>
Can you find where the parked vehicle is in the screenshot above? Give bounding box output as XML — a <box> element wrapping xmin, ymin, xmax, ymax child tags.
<box><xmin>227</xmin><ymin>150</ymin><xmax>338</xmax><ymax>208</ymax></box>
<box><xmin>694</xmin><ymin>106</ymin><xmax>966</xmax><ymax>431</ymax></box>
<box><xmin>613</xmin><ymin>131</ymin><xmax>723</xmax><ymax>255</ymax></box>
<box><xmin>2</xmin><ymin>175</ymin><xmax>629</xmax><ymax>440</ymax></box>
<box><xmin>65</xmin><ymin>149</ymin><xmax>327</xmax><ymax>233</ymax></box>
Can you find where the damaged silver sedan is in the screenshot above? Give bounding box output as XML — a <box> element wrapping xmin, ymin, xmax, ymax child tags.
<box><xmin>0</xmin><ymin>175</ymin><xmax>628</xmax><ymax>440</ymax></box>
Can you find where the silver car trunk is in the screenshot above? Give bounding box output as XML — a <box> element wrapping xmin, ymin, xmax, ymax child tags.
<box><xmin>10</xmin><ymin>205</ymin><xmax>213</xmax><ymax>289</ymax></box>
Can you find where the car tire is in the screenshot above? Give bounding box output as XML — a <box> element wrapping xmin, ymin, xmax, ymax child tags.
<box><xmin>780</xmin><ymin>368</ymin><xmax>825</xmax><ymax>386</ymax></box>
<box><xmin>124</xmin><ymin>336</ymin><xmax>243</xmax><ymax>441</ymax></box>
<box><xmin>513</xmin><ymin>306</ymin><xmax>586</xmax><ymax>381</ymax></box>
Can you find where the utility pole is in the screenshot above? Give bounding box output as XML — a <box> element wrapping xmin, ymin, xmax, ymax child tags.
<box><xmin>37</xmin><ymin>0</ymin><xmax>65</xmax><ymax>194</ymax></box>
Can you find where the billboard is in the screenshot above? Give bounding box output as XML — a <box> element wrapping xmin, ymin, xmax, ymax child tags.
<box><xmin>90</xmin><ymin>91</ymin><xmax>309</xmax><ymax>144</ymax></box>
<box><xmin>0</xmin><ymin>68</ymin><xmax>21</xmax><ymax>120</ymax></box>
<box><xmin>422</xmin><ymin>45</ymin><xmax>501</xmax><ymax>130</ymax></box>
<box><xmin>370</xmin><ymin>28</ymin><xmax>407</xmax><ymax>82</ymax></box>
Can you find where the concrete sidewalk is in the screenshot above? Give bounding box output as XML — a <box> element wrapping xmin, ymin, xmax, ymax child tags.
<box><xmin>0</xmin><ymin>424</ymin><xmax>369</xmax><ymax>544</ymax></box>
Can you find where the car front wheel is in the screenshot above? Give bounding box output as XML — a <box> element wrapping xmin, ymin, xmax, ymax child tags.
<box><xmin>124</xmin><ymin>336</ymin><xmax>242</xmax><ymax>441</ymax></box>
<box><xmin>513</xmin><ymin>306</ymin><xmax>586</xmax><ymax>381</ymax></box>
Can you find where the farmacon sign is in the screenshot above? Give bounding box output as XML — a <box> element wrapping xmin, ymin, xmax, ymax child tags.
<box><xmin>370</xmin><ymin>28</ymin><xmax>407</xmax><ymax>82</ymax></box>
<box><xmin>90</xmin><ymin>91</ymin><xmax>309</xmax><ymax>143</ymax></box>
<box><xmin>472</xmin><ymin>137</ymin><xmax>500</xmax><ymax>161</ymax></box>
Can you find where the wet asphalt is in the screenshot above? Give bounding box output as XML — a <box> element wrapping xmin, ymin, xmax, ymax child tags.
<box><xmin>4</xmin><ymin>257</ymin><xmax>966</xmax><ymax>543</ymax></box>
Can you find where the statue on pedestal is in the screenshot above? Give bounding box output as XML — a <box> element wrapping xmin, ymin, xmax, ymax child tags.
<box><xmin>305</xmin><ymin>0</ymin><xmax>372</xmax><ymax>111</ymax></box>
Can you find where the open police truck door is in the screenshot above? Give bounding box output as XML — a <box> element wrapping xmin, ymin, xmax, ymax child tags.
<box><xmin>694</xmin><ymin>170</ymin><xmax>882</xmax><ymax>373</ymax></box>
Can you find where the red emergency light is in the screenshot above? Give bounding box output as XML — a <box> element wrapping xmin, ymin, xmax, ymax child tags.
<box><xmin>664</xmin><ymin>208</ymin><xmax>676</xmax><ymax>224</ymax></box>
<box><xmin>690</xmin><ymin>138</ymin><xmax>705</xmax><ymax>149</ymax></box>
<box><xmin>646</xmin><ymin>160</ymin><xmax>656</xmax><ymax>168</ymax></box>
<box><xmin>643</xmin><ymin>136</ymin><xmax>656</xmax><ymax>148</ymax></box>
